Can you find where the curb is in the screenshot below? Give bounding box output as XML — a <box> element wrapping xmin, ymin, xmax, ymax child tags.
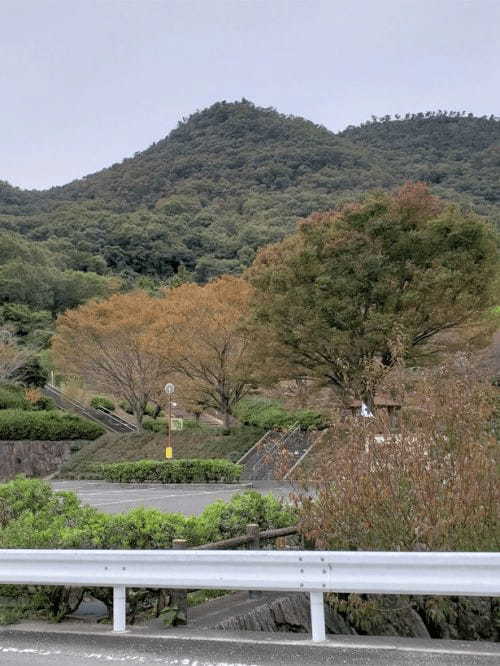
<box><xmin>3</xmin><ymin>623</ymin><xmax>500</xmax><ymax>658</ymax></box>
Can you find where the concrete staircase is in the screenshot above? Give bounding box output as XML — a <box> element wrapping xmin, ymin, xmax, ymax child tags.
<box><xmin>43</xmin><ymin>385</ymin><xmax>137</xmax><ymax>434</ymax></box>
<box><xmin>239</xmin><ymin>425</ymin><xmax>311</xmax><ymax>480</ymax></box>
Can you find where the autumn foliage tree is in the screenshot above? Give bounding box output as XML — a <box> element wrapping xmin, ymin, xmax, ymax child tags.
<box><xmin>248</xmin><ymin>183</ymin><xmax>499</xmax><ymax>411</ymax></box>
<box><xmin>52</xmin><ymin>291</ymin><xmax>168</xmax><ymax>428</ymax></box>
<box><xmin>295</xmin><ymin>357</ymin><xmax>499</xmax><ymax>552</ymax></box>
<box><xmin>150</xmin><ymin>277</ymin><xmax>261</xmax><ymax>429</ymax></box>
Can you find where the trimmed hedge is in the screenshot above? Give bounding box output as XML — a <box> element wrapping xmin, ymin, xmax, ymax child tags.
<box><xmin>0</xmin><ymin>409</ymin><xmax>105</xmax><ymax>441</ymax></box>
<box><xmin>90</xmin><ymin>396</ymin><xmax>115</xmax><ymax>412</ymax></box>
<box><xmin>235</xmin><ymin>397</ymin><xmax>326</xmax><ymax>430</ymax></box>
<box><xmin>99</xmin><ymin>458</ymin><xmax>242</xmax><ymax>483</ymax></box>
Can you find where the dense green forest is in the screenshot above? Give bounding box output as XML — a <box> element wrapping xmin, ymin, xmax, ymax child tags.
<box><xmin>0</xmin><ymin>101</ymin><xmax>498</xmax><ymax>288</ymax></box>
<box><xmin>0</xmin><ymin>232</ymin><xmax>118</xmax><ymax>347</ymax></box>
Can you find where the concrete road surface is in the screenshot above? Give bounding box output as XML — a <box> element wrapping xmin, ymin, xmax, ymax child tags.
<box><xmin>50</xmin><ymin>481</ymin><xmax>292</xmax><ymax>514</ymax></box>
<box><xmin>1</xmin><ymin>628</ymin><xmax>499</xmax><ymax>666</ymax></box>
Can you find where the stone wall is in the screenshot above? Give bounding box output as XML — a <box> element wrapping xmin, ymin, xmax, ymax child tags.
<box><xmin>0</xmin><ymin>441</ymin><xmax>75</xmax><ymax>481</ymax></box>
<box><xmin>213</xmin><ymin>593</ymin><xmax>498</xmax><ymax>642</ymax></box>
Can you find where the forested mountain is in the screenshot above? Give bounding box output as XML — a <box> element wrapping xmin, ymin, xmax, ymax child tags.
<box><xmin>1</xmin><ymin>101</ymin><xmax>498</xmax><ymax>284</ymax></box>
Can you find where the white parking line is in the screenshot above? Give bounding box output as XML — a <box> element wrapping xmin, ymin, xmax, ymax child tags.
<box><xmin>89</xmin><ymin>489</ymin><xmax>244</xmax><ymax>507</ymax></box>
<box><xmin>70</xmin><ymin>487</ymin><xmax>247</xmax><ymax>498</ymax></box>
<box><xmin>0</xmin><ymin>645</ymin><xmax>257</xmax><ymax>665</ymax></box>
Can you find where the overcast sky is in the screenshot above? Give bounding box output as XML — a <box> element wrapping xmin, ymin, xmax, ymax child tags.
<box><xmin>2</xmin><ymin>0</ymin><xmax>499</xmax><ymax>190</ymax></box>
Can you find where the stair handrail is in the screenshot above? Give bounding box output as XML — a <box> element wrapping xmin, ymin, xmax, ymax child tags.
<box><xmin>45</xmin><ymin>384</ymin><xmax>136</xmax><ymax>432</ymax></box>
<box><xmin>249</xmin><ymin>421</ymin><xmax>302</xmax><ymax>477</ymax></box>
<box><xmin>94</xmin><ymin>405</ymin><xmax>137</xmax><ymax>432</ymax></box>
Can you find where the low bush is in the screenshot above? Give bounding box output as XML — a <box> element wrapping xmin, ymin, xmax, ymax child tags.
<box><xmin>119</xmin><ymin>401</ymin><xmax>163</xmax><ymax>418</ymax></box>
<box><xmin>0</xmin><ymin>385</ymin><xmax>27</xmax><ymax>410</ymax></box>
<box><xmin>100</xmin><ymin>459</ymin><xmax>242</xmax><ymax>484</ymax></box>
<box><xmin>235</xmin><ymin>397</ymin><xmax>326</xmax><ymax>430</ymax></box>
<box><xmin>143</xmin><ymin>416</ymin><xmax>167</xmax><ymax>433</ymax></box>
<box><xmin>90</xmin><ymin>396</ymin><xmax>115</xmax><ymax>412</ymax></box>
<box><xmin>119</xmin><ymin>400</ymin><xmax>133</xmax><ymax>414</ymax></box>
<box><xmin>0</xmin><ymin>410</ymin><xmax>104</xmax><ymax>440</ymax></box>
<box><xmin>0</xmin><ymin>385</ymin><xmax>56</xmax><ymax>412</ymax></box>
<box><xmin>188</xmin><ymin>489</ymin><xmax>297</xmax><ymax>543</ymax></box>
<box><xmin>26</xmin><ymin>392</ymin><xmax>57</xmax><ymax>412</ymax></box>
<box><xmin>144</xmin><ymin>403</ymin><xmax>163</xmax><ymax>418</ymax></box>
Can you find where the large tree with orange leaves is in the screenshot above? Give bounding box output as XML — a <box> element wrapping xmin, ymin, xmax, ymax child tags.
<box><xmin>52</xmin><ymin>291</ymin><xmax>168</xmax><ymax>428</ymax></box>
<box><xmin>150</xmin><ymin>277</ymin><xmax>261</xmax><ymax>429</ymax></box>
<box><xmin>248</xmin><ymin>183</ymin><xmax>499</xmax><ymax>411</ymax></box>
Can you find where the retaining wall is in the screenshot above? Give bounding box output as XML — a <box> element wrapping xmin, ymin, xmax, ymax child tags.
<box><xmin>0</xmin><ymin>441</ymin><xmax>77</xmax><ymax>481</ymax></box>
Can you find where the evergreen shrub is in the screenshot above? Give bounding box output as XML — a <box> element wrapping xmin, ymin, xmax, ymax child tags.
<box><xmin>143</xmin><ymin>416</ymin><xmax>167</xmax><ymax>433</ymax></box>
<box><xmin>100</xmin><ymin>459</ymin><xmax>242</xmax><ymax>483</ymax></box>
<box><xmin>235</xmin><ymin>397</ymin><xmax>326</xmax><ymax>430</ymax></box>
<box><xmin>0</xmin><ymin>410</ymin><xmax>104</xmax><ymax>440</ymax></box>
<box><xmin>90</xmin><ymin>396</ymin><xmax>115</xmax><ymax>412</ymax></box>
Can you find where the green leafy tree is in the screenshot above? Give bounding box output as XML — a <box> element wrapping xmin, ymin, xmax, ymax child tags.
<box><xmin>248</xmin><ymin>184</ymin><xmax>499</xmax><ymax>410</ymax></box>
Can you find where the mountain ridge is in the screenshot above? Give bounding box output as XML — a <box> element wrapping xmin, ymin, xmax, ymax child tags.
<box><xmin>0</xmin><ymin>100</ymin><xmax>498</xmax><ymax>282</ymax></box>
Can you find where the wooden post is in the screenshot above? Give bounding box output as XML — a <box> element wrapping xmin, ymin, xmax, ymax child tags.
<box><xmin>171</xmin><ymin>539</ymin><xmax>188</xmax><ymax>623</ymax></box>
<box><xmin>246</xmin><ymin>524</ymin><xmax>261</xmax><ymax>599</ymax></box>
<box><xmin>276</xmin><ymin>536</ymin><xmax>287</xmax><ymax>550</ymax></box>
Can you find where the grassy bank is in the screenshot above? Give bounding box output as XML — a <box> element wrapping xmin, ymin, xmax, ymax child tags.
<box><xmin>57</xmin><ymin>425</ymin><xmax>265</xmax><ymax>479</ymax></box>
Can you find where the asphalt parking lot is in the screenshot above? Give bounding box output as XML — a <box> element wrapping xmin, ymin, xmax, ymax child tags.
<box><xmin>50</xmin><ymin>480</ymin><xmax>292</xmax><ymax>515</ymax></box>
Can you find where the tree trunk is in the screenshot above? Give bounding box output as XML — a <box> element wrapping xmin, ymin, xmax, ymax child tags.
<box><xmin>223</xmin><ymin>410</ymin><xmax>231</xmax><ymax>430</ymax></box>
<box><xmin>131</xmin><ymin>399</ymin><xmax>145</xmax><ymax>431</ymax></box>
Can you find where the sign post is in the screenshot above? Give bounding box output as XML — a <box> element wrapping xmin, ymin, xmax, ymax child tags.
<box><xmin>164</xmin><ymin>383</ymin><xmax>175</xmax><ymax>458</ymax></box>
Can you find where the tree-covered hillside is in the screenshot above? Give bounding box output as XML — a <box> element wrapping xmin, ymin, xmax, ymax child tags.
<box><xmin>1</xmin><ymin>101</ymin><xmax>498</xmax><ymax>283</ymax></box>
<box><xmin>341</xmin><ymin>112</ymin><xmax>499</xmax><ymax>218</ymax></box>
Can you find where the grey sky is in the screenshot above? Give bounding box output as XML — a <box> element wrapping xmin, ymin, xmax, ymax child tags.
<box><xmin>2</xmin><ymin>0</ymin><xmax>499</xmax><ymax>190</ymax></box>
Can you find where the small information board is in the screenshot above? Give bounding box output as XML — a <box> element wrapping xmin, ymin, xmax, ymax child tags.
<box><xmin>165</xmin><ymin>446</ymin><xmax>173</xmax><ymax>459</ymax></box>
<box><xmin>171</xmin><ymin>417</ymin><xmax>184</xmax><ymax>431</ymax></box>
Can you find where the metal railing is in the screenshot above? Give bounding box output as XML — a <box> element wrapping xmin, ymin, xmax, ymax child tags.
<box><xmin>93</xmin><ymin>404</ymin><xmax>137</xmax><ymax>432</ymax></box>
<box><xmin>44</xmin><ymin>384</ymin><xmax>137</xmax><ymax>433</ymax></box>
<box><xmin>239</xmin><ymin>423</ymin><xmax>308</xmax><ymax>480</ymax></box>
<box><xmin>1</xmin><ymin>549</ymin><xmax>498</xmax><ymax>641</ymax></box>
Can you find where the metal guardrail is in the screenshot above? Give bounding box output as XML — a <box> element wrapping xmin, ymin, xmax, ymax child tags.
<box><xmin>0</xmin><ymin>549</ymin><xmax>498</xmax><ymax>641</ymax></box>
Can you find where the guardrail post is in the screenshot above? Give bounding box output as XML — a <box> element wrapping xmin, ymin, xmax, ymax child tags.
<box><xmin>172</xmin><ymin>539</ymin><xmax>188</xmax><ymax>622</ymax></box>
<box><xmin>309</xmin><ymin>592</ymin><xmax>326</xmax><ymax>642</ymax></box>
<box><xmin>113</xmin><ymin>585</ymin><xmax>127</xmax><ymax>632</ymax></box>
<box><xmin>247</xmin><ymin>524</ymin><xmax>261</xmax><ymax>599</ymax></box>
